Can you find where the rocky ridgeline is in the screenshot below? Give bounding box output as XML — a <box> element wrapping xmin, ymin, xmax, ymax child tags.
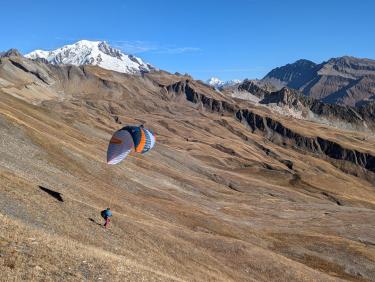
<box><xmin>0</xmin><ymin>48</ymin><xmax>23</xmax><ymax>58</ymax></box>
<box><xmin>165</xmin><ymin>80</ymin><xmax>375</xmax><ymax>181</ymax></box>
<box><xmin>230</xmin><ymin>79</ymin><xmax>375</xmax><ymax>131</ymax></box>
<box><xmin>263</xmin><ymin>87</ymin><xmax>375</xmax><ymax>131</ymax></box>
<box><xmin>262</xmin><ymin>57</ymin><xmax>375</xmax><ymax>106</ymax></box>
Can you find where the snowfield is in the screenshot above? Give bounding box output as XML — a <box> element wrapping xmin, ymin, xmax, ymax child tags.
<box><xmin>25</xmin><ymin>40</ymin><xmax>153</xmax><ymax>74</ymax></box>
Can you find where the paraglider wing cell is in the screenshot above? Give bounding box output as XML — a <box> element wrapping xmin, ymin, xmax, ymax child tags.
<box><xmin>107</xmin><ymin>129</ymin><xmax>134</xmax><ymax>164</ymax></box>
<box><xmin>133</xmin><ymin>127</ymin><xmax>147</xmax><ymax>153</ymax></box>
<box><xmin>141</xmin><ymin>128</ymin><xmax>155</xmax><ymax>154</ymax></box>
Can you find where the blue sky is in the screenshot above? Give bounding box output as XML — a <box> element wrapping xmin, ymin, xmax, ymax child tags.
<box><xmin>1</xmin><ymin>0</ymin><xmax>374</xmax><ymax>81</ymax></box>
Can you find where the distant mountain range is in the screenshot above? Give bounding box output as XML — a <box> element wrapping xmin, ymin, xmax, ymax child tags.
<box><xmin>262</xmin><ymin>57</ymin><xmax>375</xmax><ymax>106</ymax></box>
<box><xmin>20</xmin><ymin>40</ymin><xmax>375</xmax><ymax>106</ymax></box>
<box><xmin>25</xmin><ymin>40</ymin><xmax>154</xmax><ymax>74</ymax></box>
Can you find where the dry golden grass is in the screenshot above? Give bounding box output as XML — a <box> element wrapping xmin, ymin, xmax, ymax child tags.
<box><xmin>1</xmin><ymin>60</ymin><xmax>375</xmax><ymax>281</ymax></box>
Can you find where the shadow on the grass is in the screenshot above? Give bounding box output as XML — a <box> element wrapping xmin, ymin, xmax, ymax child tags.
<box><xmin>88</xmin><ymin>218</ymin><xmax>103</xmax><ymax>226</ymax></box>
<box><xmin>38</xmin><ymin>186</ymin><xmax>64</xmax><ymax>202</ymax></box>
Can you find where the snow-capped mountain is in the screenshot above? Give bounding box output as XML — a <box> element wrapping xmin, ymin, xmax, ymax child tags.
<box><xmin>25</xmin><ymin>40</ymin><xmax>154</xmax><ymax>74</ymax></box>
<box><xmin>207</xmin><ymin>77</ymin><xmax>225</xmax><ymax>88</ymax></box>
<box><xmin>206</xmin><ymin>77</ymin><xmax>242</xmax><ymax>89</ymax></box>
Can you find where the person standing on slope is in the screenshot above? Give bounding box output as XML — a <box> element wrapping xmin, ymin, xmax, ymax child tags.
<box><xmin>101</xmin><ymin>208</ymin><xmax>112</xmax><ymax>228</ymax></box>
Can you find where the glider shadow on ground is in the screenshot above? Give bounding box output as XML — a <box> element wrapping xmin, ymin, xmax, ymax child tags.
<box><xmin>38</xmin><ymin>186</ymin><xmax>64</xmax><ymax>202</ymax></box>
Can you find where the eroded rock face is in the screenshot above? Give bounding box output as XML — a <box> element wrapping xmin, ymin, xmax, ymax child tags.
<box><xmin>237</xmin><ymin>80</ymin><xmax>271</xmax><ymax>99</ymax></box>
<box><xmin>165</xmin><ymin>80</ymin><xmax>375</xmax><ymax>181</ymax></box>
<box><xmin>260</xmin><ymin>87</ymin><xmax>305</xmax><ymax>112</ymax></box>
<box><xmin>232</xmin><ymin>81</ymin><xmax>375</xmax><ymax>131</ymax></box>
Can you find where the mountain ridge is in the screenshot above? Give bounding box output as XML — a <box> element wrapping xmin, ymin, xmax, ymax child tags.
<box><xmin>262</xmin><ymin>56</ymin><xmax>375</xmax><ymax>106</ymax></box>
<box><xmin>225</xmin><ymin>78</ymin><xmax>375</xmax><ymax>132</ymax></box>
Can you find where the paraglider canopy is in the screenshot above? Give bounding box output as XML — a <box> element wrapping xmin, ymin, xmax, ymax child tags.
<box><xmin>107</xmin><ymin>125</ymin><xmax>155</xmax><ymax>165</ymax></box>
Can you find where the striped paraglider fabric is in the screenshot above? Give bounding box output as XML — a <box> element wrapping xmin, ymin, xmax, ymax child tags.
<box><xmin>141</xmin><ymin>128</ymin><xmax>156</xmax><ymax>154</ymax></box>
<box><xmin>107</xmin><ymin>125</ymin><xmax>155</xmax><ymax>165</ymax></box>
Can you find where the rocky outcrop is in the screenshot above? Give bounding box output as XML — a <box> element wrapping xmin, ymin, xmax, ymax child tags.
<box><xmin>260</xmin><ymin>87</ymin><xmax>304</xmax><ymax>110</ymax></box>
<box><xmin>236</xmin><ymin>108</ymin><xmax>373</xmax><ymax>170</ymax></box>
<box><xmin>165</xmin><ymin>80</ymin><xmax>238</xmax><ymax>113</ymax></box>
<box><xmin>230</xmin><ymin>80</ymin><xmax>375</xmax><ymax>130</ymax></box>
<box><xmin>5</xmin><ymin>57</ymin><xmax>53</xmax><ymax>85</ymax></box>
<box><xmin>358</xmin><ymin>102</ymin><xmax>375</xmax><ymax>123</ymax></box>
<box><xmin>259</xmin><ymin>87</ymin><xmax>375</xmax><ymax>131</ymax></box>
<box><xmin>237</xmin><ymin>80</ymin><xmax>272</xmax><ymax>99</ymax></box>
<box><xmin>0</xmin><ymin>48</ymin><xmax>22</xmax><ymax>58</ymax></box>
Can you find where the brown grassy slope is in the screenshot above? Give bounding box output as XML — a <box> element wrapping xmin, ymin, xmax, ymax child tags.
<box><xmin>1</xmin><ymin>60</ymin><xmax>375</xmax><ymax>281</ymax></box>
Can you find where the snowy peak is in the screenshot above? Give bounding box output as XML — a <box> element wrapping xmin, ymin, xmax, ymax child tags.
<box><xmin>25</xmin><ymin>40</ymin><xmax>153</xmax><ymax>75</ymax></box>
<box><xmin>207</xmin><ymin>77</ymin><xmax>224</xmax><ymax>88</ymax></box>
<box><xmin>206</xmin><ymin>77</ymin><xmax>242</xmax><ymax>89</ymax></box>
<box><xmin>225</xmin><ymin>79</ymin><xmax>242</xmax><ymax>86</ymax></box>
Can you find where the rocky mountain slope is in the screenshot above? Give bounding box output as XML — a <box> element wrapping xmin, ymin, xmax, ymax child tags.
<box><xmin>225</xmin><ymin>80</ymin><xmax>375</xmax><ymax>132</ymax></box>
<box><xmin>262</xmin><ymin>57</ymin><xmax>375</xmax><ymax>106</ymax></box>
<box><xmin>25</xmin><ymin>40</ymin><xmax>153</xmax><ymax>74</ymax></box>
<box><xmin>262</xmin><ymin>59</ymin><xmax>317</xmax><ymax>89</ymax></box>
<box><xmin>1</xmin><ymin>51</ymin><xmax>375</xmax><ymax>281</ymax></box>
